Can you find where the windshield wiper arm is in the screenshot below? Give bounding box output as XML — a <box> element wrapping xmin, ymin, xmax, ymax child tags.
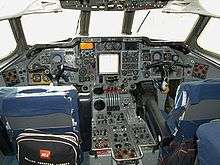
<box><xmin>136</xmin><ymin>10</ymin><xmax>151</xmax><ymax>33</ymax></box>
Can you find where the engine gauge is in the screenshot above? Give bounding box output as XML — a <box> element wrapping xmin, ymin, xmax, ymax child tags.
<box><xmin>105</xmin><ymin>42</ymin><xmax>113</xmax><ymax>50</ymax></box>
<box><xmin>96</xmin><ymin>43</ymin><xmax>105</xmax><ymax>51</ymax></box>
<box><xmin>113</xmin><ymin>42</ymin><xmax>122</xmax><ymax>50</ymax></box>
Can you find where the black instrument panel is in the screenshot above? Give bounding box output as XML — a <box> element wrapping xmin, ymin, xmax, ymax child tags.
<box><xmin>0</xmin><ymin>37</ymin><xmax>197</xmax><ymax>88</ymax></box>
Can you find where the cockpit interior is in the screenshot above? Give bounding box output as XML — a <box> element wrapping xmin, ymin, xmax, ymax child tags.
<box><xmin>0</xmin><ymin>0</ymin><xmax>220</xmax><ymax>165</ymax></box>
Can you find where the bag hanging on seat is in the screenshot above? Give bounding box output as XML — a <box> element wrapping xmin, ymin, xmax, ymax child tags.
<box><xmin>16</xmin><ymin>129</ymin><xmax>81</xmax><ymax>165</ymax></box>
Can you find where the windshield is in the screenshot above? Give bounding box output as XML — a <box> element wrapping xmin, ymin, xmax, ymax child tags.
<box><xmin>20</xmin><ymin>9</ymin><xmax>198</xmax><ymax>45</ymax></box>
<box><xmin>133</xmin><ymin>9</ymin><xmax>199</xmax><ymax>41</ymax></box>
<box><xmin>197</xmin><ymin>18</ymin><xmax>220</xmax><ymax>55</ymax></box>
<box><xmin>89</xmin><ymin>11</ymin><xmax>124</xmax><ymax>36</ymax></box>
<box><xmin>0</xmin><ymin>20</ymin><xmax>16</xmax><ymax>60</ymax></box>
<box><xmin>21</xmin><ymin>9</ymin><xmax>80</xmax><ymax>45</ymax></box>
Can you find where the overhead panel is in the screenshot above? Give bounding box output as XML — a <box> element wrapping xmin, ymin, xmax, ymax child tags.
<box><xmin>163</xmin><ymin>0</ymin><xmax>220</xmax><ymax>18</ymax></box>
<box><xmin>60</xmin><ymin>0</ymin><xmax>169</xmax><ymax>11</ymax></box>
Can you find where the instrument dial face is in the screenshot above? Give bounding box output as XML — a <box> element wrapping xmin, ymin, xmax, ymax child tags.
<box><xmin>152</xmin><ymin>52</ymin><xmax>162</xmax><ymax>61</ymax></box>
<box><xmin>65</xmin><ymin>55</ymin><xmax>76</xmax><ymax>67</ymax></box>
<box><xmin>114</xmin><ymin>43</ymin><xmax>122</xmax><ymax>50</ymax></box>
<box><xmin>105</xmin><ymin>42</ymin><xmax>114</xmax><ymax>50</ymax></box>
<box><xmin>52</xmin><ymin>54</ymin><xmax>62</xmax><ymax>63</ymax></box>
<box><xmin>96</xmin><ymin>43</ymin><xmax>105</xmax><ymax>51</ymax></box>
<box><xmin>172</xmin><ymin>55</ymin><xmax>179</xmax><ymax>62</ymax></box>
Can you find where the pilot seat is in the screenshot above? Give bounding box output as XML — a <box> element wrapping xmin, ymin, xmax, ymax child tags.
<box><xmin>0</xmin><ymin>86</ymin><xmax>82</xmax><ymax>165</ymax></box>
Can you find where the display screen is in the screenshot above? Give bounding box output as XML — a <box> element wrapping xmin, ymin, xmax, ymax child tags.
<box><xmin>99</xmin><ymin>54</ymin><xmax>119</xmax><ymax>74</ymax></box>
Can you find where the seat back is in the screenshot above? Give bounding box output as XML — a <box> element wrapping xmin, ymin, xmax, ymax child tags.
<box><xmin>196</xmin><ymin>122</ymin><xmax>220</xmax><ymax>165</ymax></box>
<box><xmin>159</xmin><ymin>80</ymin><xmax>220</xmax><ymax>164</ymax></box>
<box><xmin>166</xmin><ymin>79</ymin><xmax>220</xmax><ymax>137</ymax></box>
<box><xmin>0</xmin><ymin>86</ymin><xmax>80</xmax><ymax>155</ymax></box>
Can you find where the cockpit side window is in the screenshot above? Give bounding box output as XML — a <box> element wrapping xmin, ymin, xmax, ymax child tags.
<box><xmin>0</xmin><ymin>20</ymin><xmax>16</xmax><ymax>60</ymax></box>
<box><xmin>197</xmin><ymin>18</ymin><xmax>220</xmax><ymax>55</ymax></box>
<box><xmin>21</xmin><ymin>9</ymin><xmax>80</xmax><ymax>45</ymax></box>
<box><xmin>133</xmin><ymin>9</ymin><xmax>199</xmax><ymax>41</ymax></box>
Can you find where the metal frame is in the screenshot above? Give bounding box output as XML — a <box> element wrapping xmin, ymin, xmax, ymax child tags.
<box><xmin>122</xmin><ymin>11</ymin><xmax>135</xmax><ymax>35</ymax></box>
<box><xmin>163</xmin><ymin>0</ymin><xmax>220</xmax><ymax>18</ymax></box>
<box><xmin>80</xmin><ymin>11</ymin><xmax>91</xmax><ymax>36</ymax></box>
<box><xmin>185</xmin><ymin>15</ymin><xmax>220</xmax><ymax>60</ymax></box>
<box><xmin>1</xmin><ymin>1</ymin><xmax>220</xmax><ymax>65</ymax></box>
<box><xmin>185</xmin><ymin>15</ymin><xmax>210</xmax><ymax>47</ymax></box>
<box><xmin>9</xmin><ymin>17</ymin><xmax>28</xmax><ymax>51</ymax></box>
<box><xmin>0</xmin><ymin>17</ymin><xmax>28</xmax><ymax>65</ymax></box>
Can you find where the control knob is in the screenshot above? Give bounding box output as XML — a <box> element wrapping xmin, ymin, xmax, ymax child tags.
<box><xmin>94</xmin><ymin>99</ymin><xmax>106</xmax><ymax>111</ymax></box>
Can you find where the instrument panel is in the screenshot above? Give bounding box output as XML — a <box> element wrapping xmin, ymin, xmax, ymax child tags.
<box><xmin>1</xmin><ymin>36</ymin><xmax>215</xmax><ymax>89</ymax></box>
<box><xmin>23</xmin><ymin>37</ymin><xmax>185</xmax><ymax>91</ymax></box>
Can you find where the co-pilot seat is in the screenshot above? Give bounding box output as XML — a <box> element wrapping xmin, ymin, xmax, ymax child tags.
<box><xmin>166</xmin><ymin>79</ymin><xmax>220</xmax><ymax>138</ymax></box>
<box><xmin>159</xmin><ymin>79</ymin><xmax>220</xmax><ymax>164</ymax></box>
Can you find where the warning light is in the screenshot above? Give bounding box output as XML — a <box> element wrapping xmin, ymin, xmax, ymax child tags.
<box><xmin>80</xmin><ymin>42</ymin><xmax>94</xmax><ymax>50</ymax></box>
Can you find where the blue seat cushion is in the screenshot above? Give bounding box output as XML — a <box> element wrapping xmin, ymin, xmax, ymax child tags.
<box><xmin>197</xmin><ymin>122</ymin><xmax>220</xmax><ymax>165</ymax></box>
<box><xmin>166</xmin><ymin>79</ymin><xmax>220</xmax><ymax>135</ymax></box>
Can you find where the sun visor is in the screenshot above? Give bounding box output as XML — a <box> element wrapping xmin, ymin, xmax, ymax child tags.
<box><xmin>0</xmin><ymin>0</ymin><xmax>62</xmax><ymax>21</ymax></box>
<box><xmin>163</xmin><ymin>0</ymin><xmax>220</xmax><ymax>18</ymax></box>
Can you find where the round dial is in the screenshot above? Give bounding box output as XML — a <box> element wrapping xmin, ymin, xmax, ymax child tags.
<box><xmin>153</xmin><ymin>52</ymin><xmax>162</xmax><ymax>61</ymax></box>
<box><xmin>105</xmin><ymin>42</ymin><xmax>113</xmax><ymax>50</ymax></box>
<box><xmin>172</xmin><ymin>55</ymin><xmax>179</xmax><ymax>62</ymax></box>
<box><xmin>52</xmin><ymin>54</ymin><xmax>62</xmax><ymax>63</ymax></box>
<box><xmin>114</xmin><ymin>43</ymin><xmax>122</xmax><ymax>50</ymax></box>
<box><xmin>96</xmin><ymin>43</ymin><xmax>105</xmax><ymax>51</ymax></box>
<box><xmin>94</xmin><ymin>99</ymin><xmax>106</xmax><ymax>111</ymax></box>
<box><xmin>65</xmin><ymin>55</ymin><xmax>76</xmax><ymax>67</ymax></box>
